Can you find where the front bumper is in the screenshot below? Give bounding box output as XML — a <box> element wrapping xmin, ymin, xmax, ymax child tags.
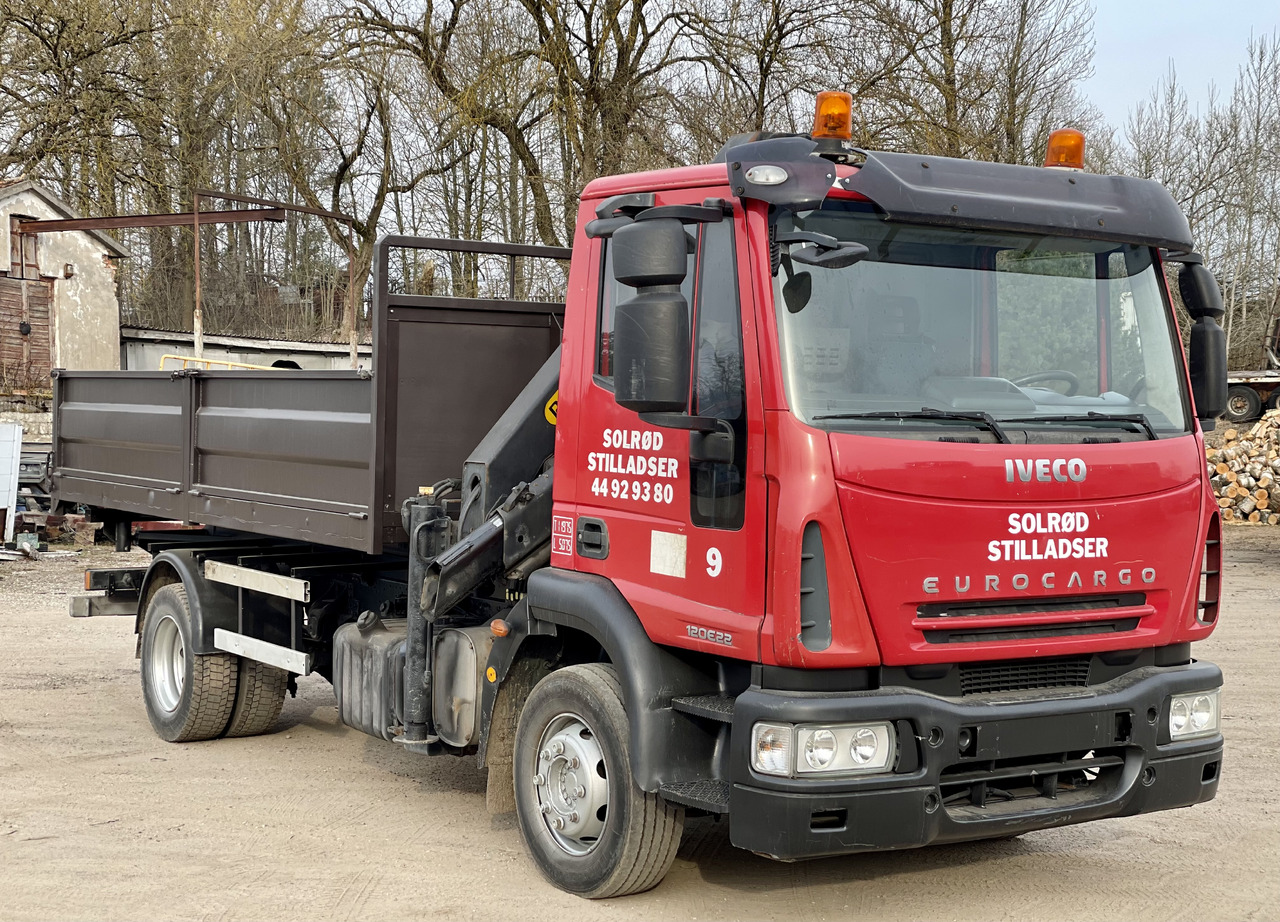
<box><xmin>728</xmin><ymin>660</ymin><xmax>1223</xmax><ymax>860</ymax></box>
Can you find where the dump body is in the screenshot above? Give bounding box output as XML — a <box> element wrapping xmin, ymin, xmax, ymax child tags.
<box><xmin>54</xmin><ymin>369</ymin><xmax>377</xmax><ymax>550</ymax></box>
<box><xmin>52</xmin><ymin>237</ymin><xmax>568</xmax><ymax>552</ymax></box>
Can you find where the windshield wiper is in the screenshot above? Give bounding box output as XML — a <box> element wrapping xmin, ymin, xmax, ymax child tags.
<box><xmin>1003</xmin><ymin>412</ymin><xmax>1158</xmax><ymax>440</ymax></box>
<box><xmin>811</xmin><ymin>408</ymin><xmax>1012</xmax><ymax>444</ymax></box>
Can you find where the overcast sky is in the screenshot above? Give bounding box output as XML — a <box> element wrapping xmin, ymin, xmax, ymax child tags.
<box><xmin>1081</xmin><ymin>2</ymin><xmax>1280</xmax><ymax>129</ymax></box>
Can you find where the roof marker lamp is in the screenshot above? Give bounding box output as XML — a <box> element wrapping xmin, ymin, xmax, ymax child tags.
<box><xmin>745</xmin><ymin>165</ymin><xmax>788</xmax><ymax>185</ymax></box>
<box><xmin>812</xmin><ymin>90</ymin><xmax>853</xmax><ymax>141</ymax></box>
<box><xmin>1044</xmin><ymin>127</ymin><xmax>1086</xmax><ymax>170</ymax></box>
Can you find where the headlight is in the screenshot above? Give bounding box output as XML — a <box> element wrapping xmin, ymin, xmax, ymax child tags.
<box><xmin>803</xmin><ymin>729</ymin><xmax>837</xmax><ymax>770</ymax></box>
<box><xmin>753</xmin><ymin>721</ymin><xmax>896</xmax><ymax>777</ymax></box>
<box><xmin>1169</xmin><ymin>689</ymin><xmax>1220</xmax><ymax>740</ymax></box>
<box><xmin>850</xmin><ymin>727</ymin><xmax>880</xmax><ymax>764</ymax></box>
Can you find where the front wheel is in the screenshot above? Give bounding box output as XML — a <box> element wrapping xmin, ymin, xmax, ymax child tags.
<box><xmin>513</xmin><ymin>664</ymin><xmax>684</xmax><ymax>898</ymax></box>
<box><xmin>140</xmin><ymin>584</ymin><xmax>238</xmax><ymax>742</ymax></box>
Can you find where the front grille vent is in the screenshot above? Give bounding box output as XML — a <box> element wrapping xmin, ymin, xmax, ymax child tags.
<box><xmin>925</xmin><ymin>617</ymin><xmax>1139</xmax><ymax>644</ymax></box>
<box><xmin>958</xmin><ymin>656</ymin><xmax>1090</xmax><ymax>696</ymax></box>
<box><xmin>1198</xmin><ymin>514</ymin><xmax>1222</xmax><ymax>625</ymax></box>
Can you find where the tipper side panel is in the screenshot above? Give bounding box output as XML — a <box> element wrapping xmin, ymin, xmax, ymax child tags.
<box><xmin>53</xmin><ymin>369</ymin><xmax>378</xmax><ymax>551</ymax></box>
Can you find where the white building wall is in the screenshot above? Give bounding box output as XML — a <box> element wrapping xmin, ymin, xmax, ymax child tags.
<box><xmin>0</xmin><ymin>188</ymin><xmax>121</xmax><ymax>371</ymax></box>
<box><xmin>0</xmin><ymin>422</ymin><xmax>21</xmax><ymax>542</ymax></box>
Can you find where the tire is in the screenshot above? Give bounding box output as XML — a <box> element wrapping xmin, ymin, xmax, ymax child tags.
<box><xmin>1266</xmin><ymin>390</ymin><xmax>1280</xmax><ymax>411</ymax></box>
<box><xmin>513</xmin><ymin>663</ymin><xmax>684</xmax><ymax>898</ymax></box>
<box><xmin>139</xmin><ymin>584</ymin><xmax>238</xmax><ymax>742</ymax></box>
<box><xmin>1225</xmin><ymin>385</ymin><xmax>1262</xmax><ymax>423</ymax></box>
<box><xmin>223</xmin><ymin>659</ymin><xmax>289</xmax><ymax>738</ymax></box>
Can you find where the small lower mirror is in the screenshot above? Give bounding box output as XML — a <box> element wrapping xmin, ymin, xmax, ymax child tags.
<box><xmin>783</xmin><ymin>271</ymin><xmax>812</xmax><ymax>313</ymax></box>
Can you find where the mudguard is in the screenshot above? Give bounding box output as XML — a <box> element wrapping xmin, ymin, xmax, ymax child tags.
<box><xmin>520</xmin><ymin>568</ymin><xmax>721</xmax><ymax>792</ymax></box>
<box><xmin>137</xmin><ymin>550</ymin><xmax>239</xmax><ymax>655</ymax></box>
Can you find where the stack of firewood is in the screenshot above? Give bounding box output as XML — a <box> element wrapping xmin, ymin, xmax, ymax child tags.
<box><xmin>1208</xmin><ymin>412</ymin><xmax>1280</xmax><ymax>523</ymax></box>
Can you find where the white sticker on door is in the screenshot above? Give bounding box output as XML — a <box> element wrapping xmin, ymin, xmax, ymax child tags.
<box><xmin>650</xmin><ymin>530</ymin><xmax>687</xmax><ymax>579</ymax></box>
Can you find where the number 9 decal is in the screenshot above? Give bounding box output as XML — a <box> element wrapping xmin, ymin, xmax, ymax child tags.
<box><xmin>706</xmin><ymin>547</ymin><xmax>722</xmax><ymax>577</ymax></box>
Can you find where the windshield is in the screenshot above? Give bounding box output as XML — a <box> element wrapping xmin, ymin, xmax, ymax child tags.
<box><xmin>773</xmin><ymin>202</ymin><xmax>1191</xmax><ymax>442</ymax></box>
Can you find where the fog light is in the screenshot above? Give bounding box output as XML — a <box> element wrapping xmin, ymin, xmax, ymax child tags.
<box><xmin>1169</xmin><ymin>689</ymin><xmax>1220</xmax><ymax>740</ymax></box>
<box><xmin>751</xmin><ymin>722</ymin><xmax>792</xmax><ymax>776</ymax></box>
<box><xmin>803</xmin><ymin>729</ymin><xmax>837</xmax><ymax>770</ymax></box>
<box><xmin>850</xmin><ymin>727</ymin><xmax>879</xmax><ymax>764</ymax></box>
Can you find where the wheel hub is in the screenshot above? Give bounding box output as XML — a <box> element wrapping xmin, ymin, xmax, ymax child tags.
<box><xmin>148</xmin><ymin>614</ymin><xmax>185</xmax><ymax>714</ymax></box>
<box><xmin>532</xmin><ymin>714</ymin><xmax>608</xmax><ymax>855</ymax></box>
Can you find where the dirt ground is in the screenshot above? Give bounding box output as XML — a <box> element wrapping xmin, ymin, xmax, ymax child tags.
<box><xmin>1</xmin><ymin>532</ymin><xmax>1277</xmax><ymax>922</ymax></box>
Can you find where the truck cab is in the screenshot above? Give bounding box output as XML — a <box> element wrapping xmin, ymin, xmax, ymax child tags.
<box><xmin>532</xmin><ymin>118</ymin><xmax>1226</xmax><ymax>874</ymax></box>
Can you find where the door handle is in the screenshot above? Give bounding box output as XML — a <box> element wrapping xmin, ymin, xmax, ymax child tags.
<box><xmin>576</xmin><ymin>517</ymin><xmax>609</xmax><ymax>560</ymax></box>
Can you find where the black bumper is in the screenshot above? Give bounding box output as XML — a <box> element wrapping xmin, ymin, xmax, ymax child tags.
<box><xmin>728</xmin><ymin>661</ymin><xmax>1223</xmax><ymax>860</ymax></box>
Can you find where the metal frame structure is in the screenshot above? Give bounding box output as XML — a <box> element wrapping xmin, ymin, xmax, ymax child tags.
<box><xmin>11</xmin><ymin>190</ymin><xmax>358</xmax><ymax>365</ymax></box>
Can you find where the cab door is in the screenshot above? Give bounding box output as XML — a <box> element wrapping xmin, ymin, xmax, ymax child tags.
<box><xmin>560</xmin><ymin>200</ymin><xmax>767</xmax><ymax>660</ymax></box>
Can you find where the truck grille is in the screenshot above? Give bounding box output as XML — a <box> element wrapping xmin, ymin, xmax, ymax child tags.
<box><xmin>958</xmin><ymin>655</ymin><xmax>1090</xmax><ymax>695</ymax></box>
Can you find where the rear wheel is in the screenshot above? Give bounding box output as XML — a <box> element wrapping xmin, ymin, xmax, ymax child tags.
<box><xmin>1225</xmin><ymin>385</ymin><xmax>1262</xmax><ymax>423</ymax></box>
<box><xmin>224</xmin><ymin>659</ymin><xmax>289</xmax><ymax>737</ymax></box>
<box><xmin>140</xmin><ymin>584</ymin><xmax>238</xmax><ymax>742</ymax></box>
<box><xmin>513</xmin><ymin>663</ymin><xmax>683</xmax><ymax>898</ymax></box>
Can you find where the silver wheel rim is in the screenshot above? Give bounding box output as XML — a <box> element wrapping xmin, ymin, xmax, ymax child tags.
<box><xmin>149</xmin><ymin>614</ymin><xmax>185</xmax><ymax>713</ymax></box>
<box><xmin>532</xmin><ymin>712</ymin><xmax>609</xmax><ymax>856</ymax></box>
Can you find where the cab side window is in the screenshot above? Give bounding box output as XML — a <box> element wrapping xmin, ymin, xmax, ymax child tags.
<box><xmin>690</xmin><ymin>222</ymin><xmax>746</xmax><ymax>529</ymax></box>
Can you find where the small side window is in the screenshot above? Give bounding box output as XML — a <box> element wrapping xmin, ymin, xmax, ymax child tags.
<box><xmin>596</xmin><ymin>245</ymin><xmax>624</xmax><ymax>380</ymax></box>
<box><xmin>690</xmin><ymin>221</ymin><xmax>746</xmax><ymax>530</ymax></box>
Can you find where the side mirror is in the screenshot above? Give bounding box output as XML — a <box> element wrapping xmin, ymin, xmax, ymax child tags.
<box><xmin>611</xmin><ymin>218</ymin><xmax>690</xmax><ymax>413</ymax></box>
<box><xmin>1179</xmin><ymin>262</ymin><xmax>1225</xmax><ymax>320</ymax></box>
<box><xmin>1189</xmin><ymin>315</ymin><xmax>1227</xmax><ymax>425</ymax></box>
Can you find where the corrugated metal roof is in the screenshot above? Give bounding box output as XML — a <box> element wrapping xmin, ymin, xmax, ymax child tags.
<box><xmin>121</xmin><ymin>324</ymin><xmax>374</xmax><ymax>346</ymax></box>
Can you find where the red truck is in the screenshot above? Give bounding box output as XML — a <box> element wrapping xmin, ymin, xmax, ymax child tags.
<box><xmin>59</xmin><ymin>94</ymin><xmax>1229</xmax><ymax>898</ymax></box>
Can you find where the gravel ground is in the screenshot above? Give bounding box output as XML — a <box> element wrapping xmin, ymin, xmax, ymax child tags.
<box><xmin>0</xmin><ymin>533</ymin><xmax>1277</xmax><ymax>922</ymax></box>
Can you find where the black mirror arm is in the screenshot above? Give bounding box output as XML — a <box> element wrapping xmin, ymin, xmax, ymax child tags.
<box><xmin>638</xmin><ymin>413</ymin><xmax>735</xmax><ymax>464</ymax></box>
<box><xmin>638</xmin><ymin>411</ymin><xmax>724</xmax><ymax>433</ymax></box>
<box><xmin>585</xmin><ymin>215</ymin><xmax>633</xmax><ymax>239</ymax></box>
<box><xmin>634</xmin><ymin>204</ymin><xmax>724</xmax><ymax>225</ymax></box>
<box><xmin>777</xmin><ymin>230</ymin><xmax>869</xmax><ymax>269</ymax></box>
<box><xmin>777</xmin><ymin>229</ymin><xmax>841</xmax><ymax>248</ymax></box>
